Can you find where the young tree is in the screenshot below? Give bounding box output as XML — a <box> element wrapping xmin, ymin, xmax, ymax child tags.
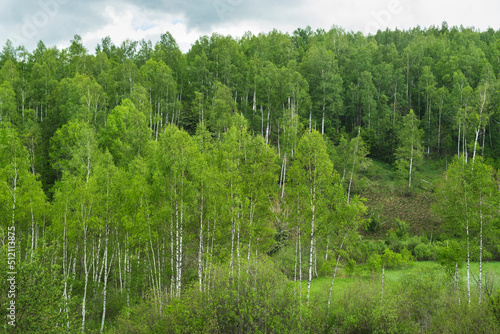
<box><xmin>50</xmin><ymin>120</ymin><xmax>101</xmax><ymax>331</ymax></box>
<box><xmin>434</xmin><ymin>156</ymin><xmax>497</xmax><ymax>304</ymax></box>
<box><xmin>0</xmin><ymin>81</ymin><xmax>17</xmax><ymax>125</ymax></box>
<box><xmin>289</xmin><ymin>130</ymin><xmax>335</xmax><ymax>303</ymax></box>
<box><xmin>301</xmin><ymin>45</ymin><xmax>343</xmax><ymax>136</ymax></box>
<box><xmin>394</xmin><ymin>110</ymin><xmax>423</xmax><ymax>195</ymax></box>
<box><xmin>100</xmin><ymin>98</ymin><xmax>149</xmax><ymax>167</ymax></box>
<box><xmin>140</xmin><ymin>59</ymin><xmax>177</xmax><ymax>138</ymax></box>
<box><xmin>419</xmin><ymin>66</ymin><xmax>437</xmax><ymax>155</ymax></box>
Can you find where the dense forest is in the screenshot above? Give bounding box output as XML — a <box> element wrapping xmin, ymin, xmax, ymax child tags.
<box><xmin>1</xmin><ymin>23</ymin><xmax>500</xmax><ymax>333</ymax></box>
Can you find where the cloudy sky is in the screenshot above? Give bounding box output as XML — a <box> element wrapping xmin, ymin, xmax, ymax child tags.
<box><xmin>3</xmin><ymin>0</ymin><xmax>500</xmax><ymax>53</ymax></box>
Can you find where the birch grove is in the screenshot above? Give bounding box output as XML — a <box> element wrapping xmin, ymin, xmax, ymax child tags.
<box><xmin>1</xmin><ymin>26</ymin><xmax>500</xmax><ymax>332</ymax></box>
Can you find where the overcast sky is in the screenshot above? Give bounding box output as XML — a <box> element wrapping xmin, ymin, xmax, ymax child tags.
<box><xmin>3</xmin><ymin>0</ymin><xmax>500</xmax><ymax>54</ymax></box>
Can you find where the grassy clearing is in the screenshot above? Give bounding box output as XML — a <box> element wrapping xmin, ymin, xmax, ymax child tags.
<box><xmin>358</xmin><ymin>157</ymin><xmax>446</xmax><ymax>236</ymax></box>
<box><xmin>307</xmin><ymin>261</ymin><xmax>500</xmax><ymax>302</ymax></box>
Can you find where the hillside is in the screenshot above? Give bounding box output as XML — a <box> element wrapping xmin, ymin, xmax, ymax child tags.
<box><xmin>356</xmin><ymin>158</ymin><xmax>446</xmax><ymax>236</ymax></box>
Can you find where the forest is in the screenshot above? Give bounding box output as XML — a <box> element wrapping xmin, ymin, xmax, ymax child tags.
<box><xmin>1</xmin><ymin>23</ymin><xmax>500</xmax><ymax>333</ymax></box>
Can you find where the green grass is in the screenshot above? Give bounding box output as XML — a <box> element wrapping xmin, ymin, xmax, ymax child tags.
<box><xmin>357</xmin><ymin>157</ymin><xmax>447</xmax><ymax>235</ymax></box>
<box><xmin>306</xmin><ymin>261</ymin><xmax>500</xmax><ymax>301</ymax></box>
<box><xmin>458</xmin><ymin>261</ymin><xmax>500</xmax><ymax>285</ymax></box>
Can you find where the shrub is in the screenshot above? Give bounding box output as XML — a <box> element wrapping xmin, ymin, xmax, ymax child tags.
<box><xmin>414</xmin><ymin>243</ymin><xmax>433</xmax><ymax>260</ymax></box>
<box><xmin>366</xmin><ymin>253</ymin><xmax>382</xmax><ymax>274</ymax></box>
<box><xmin>344</xmin><ymin>259</ymin><xmax>356</xmax><ymax>276</ymax></box>
<box><xmin>395</xmin><ymin>219</ymin><xmax>410</xmax><ymax>239</ymax></box>
<box><xmin>115</xmin><ymin>259</ymin><xmax>306</xmax><ymax>333</ymax></box>
<box><xmin>382</xmin><ymin>248</ymin><xmax>412</xmax><ymax>269</ymax></box>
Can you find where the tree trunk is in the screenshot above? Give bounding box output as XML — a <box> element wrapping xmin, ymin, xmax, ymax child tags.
<box><xmin>82</xmin><ymin>226</ymin><xmax>88</xmax><ymax>333</ymax></box>
<box><xmin>455</xmin><ymin>262</ymin><xmax>461</xmax><ymax>305</ymax></box>
<box><xmin>198</xmin><ymin>192</ymin><xmax>204</xmax><ymax>291</ymax></box>
<box><xmin>327</xmin><ymin>234</ymin><xmax>347</xmax><ymax>308</ymax></box>
<box><xmin>307</xmin><ymin>197</ymin><xmax>315</xmax><ymax>304</ymax></box>
<box><xmin>100</xmin><ymin>229</ymin><xmax>109</xmax><ymax>333</ymax></box>
<box><xmin>381</xmin><ymin>266</ymin><xmax>385</xmax><ymax>304</ymax></box>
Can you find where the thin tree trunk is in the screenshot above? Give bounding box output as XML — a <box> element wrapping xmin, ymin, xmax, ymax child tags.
<box><xmin>236</xmin><ymin>209</ymin><xmax>241</xmax><ymax>282</ymax></box>
<box><xmin>178</xmin><ymin>176</ymin><xmax>184</xmax><ymax>298</ymax></box>
<box><xmin>307</xmin><ymin>195</ymin><xmax>315</xmax><ymax>304</ymax></box>
<box><xmin>247</xmin><ymin>200</ymin><xmax>254</xmax><ymax>273</ymax></box>
<box><xmin>327</xmin><ymin>233</ymin><xmax>347</xmax><ymax>308</ymax></box>
<box><xmin>322</xmin><ymin>111</ymin><xmax>325</xmax><ymax>135</ymax></box>
<box><xmin>408</xmin><ymin>141</ymin><xmax>414</xmax><ymax>193</ymax></box>
<box><xmin>464</xmin><ymin>180</ymin><xmax>470</xmax><ymax>305</ymax></box>
<box><xmin>100</xmin><ymin>228</ymin><xmax>109</xmax><ymax>333</ymax></box>
<box><xmin>479</xmin><ymin>193</ymin><xmax>483</xmax><ymax>303</ymax></box>
<box><xmin>381</xmin><ymin>266</ymin><xmax>385</xmax><ymax>304</ymax></box>
<box><xmin>230</xmin><ymin>181</ymin><xmax>235</xmax><ymax>276</ymax></box>
<box><xmin>299</xmin><ymin>227</ymin><xmax>302</xmax><ymax>299</ymax></box>
<box><xmin>347</xmin><ymin>129</ymin><xmax>360</xmax><ymax>204</ymax></box>
<box><xmin>198</xmin><ymin>192</ymin><xmax>204</xmax><ymax>291</ymax></box>
<box><xmin>82</xmin><ymin>226</ymin><xmax>88</xmax><ymax>333</ymax></box>
<box><xmin>281</xmin><ymin>154</ymin><xmax>287</xmax><ymax>199</ymax></box>
<box><xmin>455</xmin><ymin>262</ymin><xmax>461</xmax><ymax>305</ymax></box>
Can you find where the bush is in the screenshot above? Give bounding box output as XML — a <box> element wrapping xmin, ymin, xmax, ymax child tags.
<box><xmin>395</xmin><ymin>219</ymin><xmax>410</xmax><ymax>239</ymax></box>
<box><xmin>367</xmin><ymin>204</ymin><xmax>383</xmax><ymax>232</ymax></box>
<box><xmin>366</xmin><ymin>253</ymin><xmax>382</xmax><ymax>274</ymax></box>
<box><xmin>344</xmin><ymin>259</ymin><xmax>356</xmax><ymax>276</ymax></box>
<box><xmin>351</xmin><ymin>239</ymin><xmax>386</xmax><ymax>264</ymax></box>
<box><xmin>326</xmin><ymin>278</ymin><xmax>418</xmax><ymax>333</ymax></box>
<box><xmin>382</xmin><ymin>248</ymin><xmax>412</xmax><ymax>269</ymax></box>
<box><xmin>414</xmin><ymin>243</ymin><xmax>433</xmax><ymax>260</ymax></box>
<box><xmin>115</xmin><ymin>258</ymin><xmax>306</xmax><ymax>334</ymax></box>
<box><xmin>0</xmin><ymin>247</ymin><xmax>65</xmax><ymax>333</ymax></box>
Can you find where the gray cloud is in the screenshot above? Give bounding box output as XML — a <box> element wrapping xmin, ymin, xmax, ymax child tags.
<box><xmin>3</xmin><ymin>0</ymin><xmax>112</xmax><ymax>50</ymax></box>
<box><xmin>2</xmin><ymin>0</ymin><xmax>499</xmax><ymax>53</ymax></box>
<box><xmin>123</xmin><ymin>0</ymin><xmax>305</xmax><ymax>31</ymax></box>
<box><xmin>2</xmin><ymin>0</ymin><xmax>304</xmax><ymax>51</ymax></box>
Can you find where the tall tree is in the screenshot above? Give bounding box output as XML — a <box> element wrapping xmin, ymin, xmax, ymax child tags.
<box><xmin>394</xmin><ymin>110</ymin><xmax>423</xmax><ymax>195</ymax></box>
<box><xmin>289</xmin><ymin>130</ymin><xmax>335</xmax><ymax>303</ymax></box>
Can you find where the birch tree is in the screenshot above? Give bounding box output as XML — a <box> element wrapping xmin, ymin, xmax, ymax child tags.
<box><xmin>156</xmin><ymin>125</ymin><xmax>199</xmax><ymax>298</ymax></box>
<box><xmin>434</xmin><ymin>156</ymin><xmax>497</xmax><ymax>304</ymax></box>
<box><xmin>289</xmin><ymin>130</ymin><xmax>334</xmax><ymax>304</ymax></box>
<box><xmin>394</xmin><ymin>110</ymin><xmax>423</xmax><ymax>195</ymax></box>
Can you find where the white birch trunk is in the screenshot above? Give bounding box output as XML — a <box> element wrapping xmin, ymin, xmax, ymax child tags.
<box><xmin>100</xmin><ymin>229</ymin><xmax>109</xmax><ymax>333</ymax></box>
<box><xmin>322</xmin><ymin>111</ymin><xmax>325</xmax><ymax>135</ymax></box>
<box><xmin>299</xmin><ymin>227</ymin><xmax>302</xmax><ymax>299</ymax></box>
<box><xmin>467</xmin><ymin>221</ymin><xmax>471</xmax><ymax>305</ymax></box>
<box><xmin>178</xmin><ymin>181</ymin><xmax>184</xmax><ymax>297</ymax></box>
<box><xmin>381</xmin><ymin>266</ymin><xmax>385</xmax><ymax>304</ymax></box>
<box><xmin>408</xmin><ymin>147</ymin><xmax>414</xmax><ymax>192</ymax></box>
<box><xmin>307</xmin><ymin>197</ymin><xmax>315</xmax><ymax>304</ymax></box>
<box><xmin>198</xmin><ymin>193</ymin><xmax>204</xmax><ymax>291</ymax></box>
<box><xmin>281</xmin><ymin>154</ymin><xmax>287</xmax><ymax>199</ymax></box>
<box><xmin>327</xmin><ymin>234</ymin><xmax>347</xmax><ymax>308</ymax></box>
<box><xmin>81</xmin><ymin>225</ymin><xmax>88</xmax><ymax>333</ymax></box>
<box><xmin>455</xmin><ymin>262</ymin><xmax>461</xmax><ymax>305</ymax></box>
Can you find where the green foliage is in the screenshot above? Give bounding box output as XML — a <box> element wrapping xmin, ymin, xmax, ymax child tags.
<box><xmin>207</xmin><ymin>82</ymin><xmax>237</xmax><ymax>137</ymax></box>
<box><xmin>382</xmin><ymin>248</ymin><xmax>412</xmax><ymax>269</ymax></box>
<box><xmin>367</xmin><ymin>252</ymin><xmax>383</xmax><ymax>274</ymax></box>
<box><xmin>0</xmin><ymin>81</ymin><xmax>18</xmax><ymax>125</ymax></box>
<box><xmin>2</xmin><ymin>25</ymin><xmax>500</xmax><ymax>333</ymax></box>
<box><xmin>114</xmin><ymin>259</ymin><xmax>304</xmax><ymax>334</ymax></box>
<box><xmin>394</xmin><ymin>110</ymin><xmax>423</xmax><ymax>195</ymax></box>
<box><xmin>100</xmin><ymin>98</ymin><xmax>149</xmax><ymax>166</ymax></box>
<box><xmin>0</xmin><ymin>248</ymin><xmax>65</xmax><ymax>333</ymax></box>
<box><xmin>344</xmin><ymin>258</ymin><xmax>356</xmax><ymax>276</ymax></box>
<box><xmin>367</xmin><ymin>204</ymin><xmax>383</xmax><ymax>232</ymax></box>
<box><xmin>395</xmin><ymin>219</ymin><xmax>410</xmax><ymax>239</ymax></box>
<box><xmin>414</xmin><ymin>243</ymin><xmax>433</xmax><ymax>260</ymax></box>
<box><xmin>436</xmin><ymin>239</ymin><xmax>466</xmax><ymax>277</ymax></box>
